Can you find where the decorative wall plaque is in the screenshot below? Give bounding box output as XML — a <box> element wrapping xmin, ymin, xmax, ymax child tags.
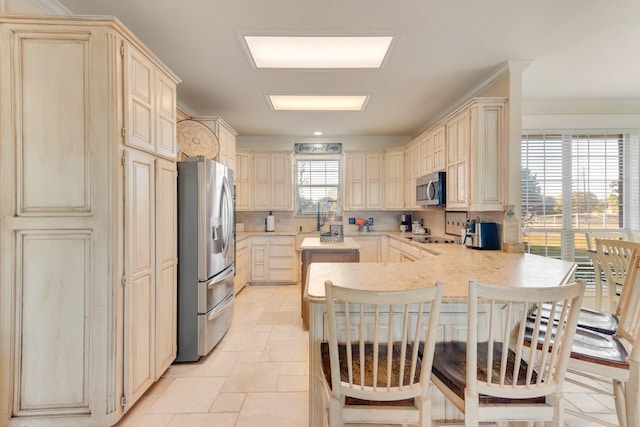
<box><xmin>294</xmin><ymin>143</ymin><xmax>342</xmax><ymax>154</ymax></box>
<box><xmin>177</xmin><ymin>120</ymin><xmax>220</xmax><ymax>159</ymax></box>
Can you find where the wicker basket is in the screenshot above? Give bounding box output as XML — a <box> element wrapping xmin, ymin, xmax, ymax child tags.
<box><xmin>319</xmin><ymin>233</ymin><xmax>344</xmax><ymax>243</ymax></box>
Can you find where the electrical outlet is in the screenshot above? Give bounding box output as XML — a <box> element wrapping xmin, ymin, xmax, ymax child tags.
<box><xmin>348</xmin><ymin>217</ymin><xmax>356</xmax><ymax>224</ymax></box>
<box><xmin>368</xmin><ymin>217</ymin><xmax>374</xmax><ymax>225</ymax></box>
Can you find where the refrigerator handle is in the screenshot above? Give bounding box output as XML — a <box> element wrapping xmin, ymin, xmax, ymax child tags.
<box><xmin>207</xmin><ymin>266</ymin><xmax>235</xmax><ymax>289</ymax></box>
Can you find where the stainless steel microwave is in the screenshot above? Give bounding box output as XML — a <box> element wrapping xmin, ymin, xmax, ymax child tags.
<box><xmin>416</xmin><ymin>171</ymin><xmax>446</xmax><ymax>206</ymax></box>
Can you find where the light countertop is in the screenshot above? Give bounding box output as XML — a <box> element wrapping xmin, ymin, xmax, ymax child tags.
<box><xmin>304</xmin><ymin>245</ymin><xmax>576</xmax><ymax>303</ymax></box>
<box><xmin>299</xmin><ymin>237</ymin><xmax>361</xmax><ymax>250</ymax></box>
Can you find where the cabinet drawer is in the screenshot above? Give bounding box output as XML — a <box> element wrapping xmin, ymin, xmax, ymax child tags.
<box><xmin>401</xmin><ymin>242</ymin><xmax>421</xmax><ymax>259</ymax></box>
<box><xmin>252</xmin><ymin>236</ymin><xmax>269</xmax><ymax>245</ymax></box>
<box><xmin>270</xmin><ymin>257</ymin><xmax>294</xmax><ymax>269</ymax></box>
<box><xmin>270</xmin><ymin>245</ymin><xmax>293</xmax><ymax>257</ymax></box>
<box><xmin>389</xmin><ymin>238</ymin><xmax>402</xmax><ymax>250</ymax></box>
<box><xmin>270</xmin><ymin>236</ymin><xmax>295</xmax><ymax>246</ymax></box>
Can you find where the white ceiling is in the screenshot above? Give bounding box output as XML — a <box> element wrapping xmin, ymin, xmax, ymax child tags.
<box><xmin>56</xmin><ymin>0</ymin><xmax>640</xmax><ymax>138</ymax></box>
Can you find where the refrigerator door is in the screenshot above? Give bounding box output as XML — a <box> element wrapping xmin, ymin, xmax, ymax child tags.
<box><xmin>201</xmin><ymin>160</ymin><xmax>235</xmax><ymax>280</ymax></box>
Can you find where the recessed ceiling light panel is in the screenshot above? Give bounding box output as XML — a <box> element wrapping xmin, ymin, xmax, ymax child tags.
<box><xmin>244</xmin><ymin>36</ymin><xmax>392</xmax><ymax>69</ymax></box>
<box><xmin>268</xmin><ymin>95</ymin><xmax>368</xmax><ymax>111</ymax></box>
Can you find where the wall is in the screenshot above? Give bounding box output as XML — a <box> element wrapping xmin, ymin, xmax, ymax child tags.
<box><xmin>2</xmin><ymin>0</ymin><xmax>71</xmax><ymax>14</ymax></box>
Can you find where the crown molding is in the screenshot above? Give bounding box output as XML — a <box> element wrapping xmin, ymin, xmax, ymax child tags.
<box><xmin>29</xmin><ymin>0</ymin><xmax>72</xmax><ymax>15</ymax></box>
<box><xmin>418</xmin><ymin>59</ymin><xmax>532</xmax><ymax>134</ymax></box>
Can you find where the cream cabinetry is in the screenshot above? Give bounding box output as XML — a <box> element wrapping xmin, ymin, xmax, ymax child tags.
<box><xmin>349</xmin><ymin>235</ymin><xmax>382</xmax><ymax>262</ymax></box>
<box><xmin>235</xmin><ymin>149</ymin><xmax>252</xmax><ymax>211</ymax></box>
<box><xmin>250</xmin><ymin>236</ymin><xmax>297</xmax><ymax>283</ymax></box>
<box><xmin>192</xmin><ymin>116</ymin><xmax>237</xmax><ymax>172</ymax></box>
<box><xmin>384</xmin><ymin>148</ymin><xmax>405</xmax><ymax>209</ymax></box>
<box><xmin>344</xmin><ymin>151</ymin><xmax>384</xmax><ymax>210</ymax></box>
<box><xmin>445</xmin><ymin>98</ymin><xmax>507</xmax><ymax>211</ymax></box>
<box><xmin>404</xmin><ymin>140</ymin><xmax>421</xmax><ymax>210</ymax></box>
<box><xmin>253</xmin><ymin>152</ymin><xmax>293</xmax><ymax>211</ymax></box>
<box><xmin>420</xmin><ymin>124</ymin><xmax>446</xmax><ymax>175</ymax></box>
<box><xmin>0</xmin><ymin>16</ymin><xmax>179</xmax><ymax>426</ymax></box>
<box><xmin>235</xmin><ymin>237</ymin><xmax>250</xmax><ymax>293</ymax></box>
<box><xmin>388</xmin><ymin>238</ymin><xmax>402</xmax><ymax>262</ymax></box>
<box><xmin>124</xmin><ymin>44</ymin><xmax>178</xmax><ymax>159</ymax></box>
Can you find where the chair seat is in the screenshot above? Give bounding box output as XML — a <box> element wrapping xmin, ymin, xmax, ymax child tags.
<box><xmin>524</xmin><ymin>319</ymin><xmax>629</xmax><ymax>369</ymax></box>
<box><xmin>431</xmin><ymin>341</ymin><xmax>546</xmax><ymax>405</ymax></box>
<box><xmin>320</xmin><ymin>342</ymin><xmax>419</xmax><ymax>407</ymax></box>
<box><xmin>535</xmin><ymin>303</ymin><xmax>618</xmax><ymax>335</ymax></box>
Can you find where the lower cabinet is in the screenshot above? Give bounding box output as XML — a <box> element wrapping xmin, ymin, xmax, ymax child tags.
<box><xmin>235</xmin><ymin>237</ymin><xmax>250</xmax><ymax>293</ymax></box>
<box><xmin>349</xmin><ymin>235</ymin><xmax>382</xmax><ymax>262</ymax></box>
<box><xmin>250</xmin><ymin>236</ymin><xmax>297</xmax><ymax>283</ymax></box>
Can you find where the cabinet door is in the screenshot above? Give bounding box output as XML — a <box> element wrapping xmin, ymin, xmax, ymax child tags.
<box><xmin>404</xmin><ymin>142</ymin><xmax>420</xmax><ymax>209</ymax></box>
<box><xmin>123</xmin><ymin>149</ymin><xmax>156</xmax><ymax>410</ymax></box>
<box><xmin>420</xmin><ymin>133</ymin><xmax>433</xmax><ymax>175</ymax></box>
<box><xmin>155</xmin><ymin>73</ymin><xmax>177</xmax><ymax>159</ymax></box>
<box><xmin>124</xmin><ymin>45</ymin><xmax>155</xmax><ymax>153</ymax></box>
<box><xmin>270</xmin><ymin>153</ymin><xmax>293</xmax><ymax>211</ymax></box>
<box><xmin>155</xmin><ymin>159</ymin><xmax>177</xmax><ymax>377</ymax></box>
<box><xmin>252</xmin><ymin>153</ymin><xmax>270</xmax><ymax>210</ymax></box>
<box><xmin>250</xmin><ymin>244</ymin><xmax>268</xmax><ymax>281</ymax></box>
<box><xmin>384</xmin><ymin>149</ymin><xmax>404</xmax><ymax>209</ymax></box>
<box><xmin>345</xmin><ymin>153</ymin><xmax>366</xmax><ymax>210</ymax></box>
<box><xmin>469</xmin><ymin>101</ymin><xmax>506</xmax><ymax>211</ymax></box>
<box><xmin>432</xmin><ymin>124</ymin><xmax>447</xmax><ymax>172</ymax></box>
<box><xmin>446</xmin><ymin>109</ymin><xmax>470</xmax><ymax>209</ymax></box>
<box><xmin>235</xmin><ymin>150</ymin><xmax>251</xmax><ymax>211</ymax></box>
<box><xmin>351</xmin><ymin>236</ymin><xmax>382</xmax><ymax>262</ymax></box>
<box><xmin>366</xmin><ymin>153</ymin><xmax>384</xmax><ymax>209</ymax></box>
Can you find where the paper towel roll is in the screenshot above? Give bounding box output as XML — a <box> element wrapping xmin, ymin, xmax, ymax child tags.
<box><xmin>266</xmin><ymin>215</ymin><xmax>275</xmax><ymax>232</ymax></box>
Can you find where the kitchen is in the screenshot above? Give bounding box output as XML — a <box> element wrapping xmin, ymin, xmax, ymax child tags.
<box><xmin>1</xmin><ymin>1</ymin><xmax>640</xmax><ymax>426</ymax></box>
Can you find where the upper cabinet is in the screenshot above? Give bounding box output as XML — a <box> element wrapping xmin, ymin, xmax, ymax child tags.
<box><xmin>190</xmin><ymin>116</ymin><xmax>237</xmax><ymax>172</ymax></box>
<box><xmin>252</xmin><ymin>151</ymin><xmax>293</xmax><ymax>211</ymax></box>
<box><xmin>445</xmin><ymin>98</ymin><xmax>507</xmax><ymax>211</ymax></box>
<box><xmin>404</xmin><ymin>139</ymin><xmax>421</xmax><ymax>210</ymax></box>
<box><xmin>344</xmin><ymin>151</ymin><xmax>384</xmax><ymax>210</ymax></box>
<box><xmin>384</xmin><ymin>148</ymin><xmax>405</xmax><ymax>210</ymax></box>
<box><xmin>123</xmin><ymin>44</ymin><xmax>178</xmax><ymax>159</ymax></box>
<box><xmin>235</xmin><ymin>149</ymin><xmax>252</xmax><ymax>211</ymax></box>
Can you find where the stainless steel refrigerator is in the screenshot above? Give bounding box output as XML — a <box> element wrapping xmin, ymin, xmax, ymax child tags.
<box><xmin>176</xmin><ymin>157</ymin><xmax>235</xmax><ymax>362</ymax></box>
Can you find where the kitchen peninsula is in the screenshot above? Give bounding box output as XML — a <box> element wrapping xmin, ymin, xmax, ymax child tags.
<box><xmin>299</xmin><ymin>237</ymin><xmax>361</xmax><ymax>329</ymax></box>
<box><xmin>304</xmin><ymin>245</ymin><xmax>577</xmax><ymax>425</ymax></box>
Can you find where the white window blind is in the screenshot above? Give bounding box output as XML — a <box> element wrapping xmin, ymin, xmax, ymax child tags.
<box><xmin>521</xmin><ymin>132</ymin><xmax>633</xmax><ymax>285</ymax></box>
<box><xmin>295</xmin><ymin>158</ymin><xmax>341</xmax><ymax>215</ymax></box>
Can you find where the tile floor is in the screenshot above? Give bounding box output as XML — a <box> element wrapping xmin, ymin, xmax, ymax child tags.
<box><xmin>116</xmin><ymin>283</ymin><xmax>619</xmax><ymax>427</ymax></box>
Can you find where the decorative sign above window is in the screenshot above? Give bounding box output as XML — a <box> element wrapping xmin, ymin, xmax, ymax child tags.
<box><xmin>294</xmin><ymin>143</ymin><xmax>342</xmax><ymax>154</ymax></box>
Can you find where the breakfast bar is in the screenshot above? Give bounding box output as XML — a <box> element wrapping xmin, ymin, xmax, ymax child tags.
<box><xmin>304</xmin><ymin>245</ymin><xmax>577</xmax><ymax>426</ymax></box>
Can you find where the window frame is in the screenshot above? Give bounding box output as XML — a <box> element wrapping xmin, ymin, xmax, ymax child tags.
<box><xmin>294</xmin><ymin>154</ymin><xmax>343</xmax><ymax>216</ymax></box>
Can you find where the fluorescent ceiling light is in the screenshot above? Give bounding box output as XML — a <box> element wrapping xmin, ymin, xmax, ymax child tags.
<box><xmin>244</xmin><ymin>36</ymin><xmax>392</xmax><ymax>69</ymax></box>
<box><xmin>268</xmin><ymin>95</ymin><xmax>368</xmax><ymax>111</ymax></box>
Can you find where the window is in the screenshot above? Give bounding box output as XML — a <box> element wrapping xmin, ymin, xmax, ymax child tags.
<box><xmin>521</xmin><ymin>132</ymin><xmax>639</xmax><ymax>284</ymax></box>
<box><xmin>295</xmin><ymin>156</ymin><xmax>341</xmax><ymax>215</ymax></box>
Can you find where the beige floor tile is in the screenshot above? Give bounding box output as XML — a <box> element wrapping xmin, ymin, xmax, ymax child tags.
<box><xmin>210</xmin><ymin>392</ymin><xmax>246</xmax><ymax>413</ymax></box>
<box><xmin>277</xmin><ymin>375</ymin><xmax>309</xmax><ymax>392</ymax></box>
<box><xmin>167</xmin><ymin>413</ymin><xmax>237</xmax><ymax>427</ymax></box>
<box><xmin>262</xmin><ymin>339</ymin><xmax>308</xmax><ymax>362</ymax></box>
<box><xmin>147</xmin><ymin>377</ymin><xmax>225</xmax><ymax>413</ymax></box>
<box><xmin>220</xmin><ymin>330</ymin><xmax>270</xmax><ymax>351</ymax></box>
<box><xmin>221</xmin><ymin>361</ymin><xmax>282</xmax><ymax>393</ymax></box>
<box><xmin>280</xmin><ymin>361</ymin><xmax>307</xmax><ymax>376</ymax></box>
<box><xmin>203</xmin><ymin>350</ymin><xmax>240</xmax><ymax>376</ymax></box>
<box><xmin>234</xmin><ymin>391</ymin><xmax>309</xmax><ymax>427</ymax></box>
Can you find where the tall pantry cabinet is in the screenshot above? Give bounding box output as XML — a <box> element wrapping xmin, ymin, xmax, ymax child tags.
<box><xmin>0</xmin><ymin>15</ymin><xmax>180</xmax><ymax>426</ymax></box>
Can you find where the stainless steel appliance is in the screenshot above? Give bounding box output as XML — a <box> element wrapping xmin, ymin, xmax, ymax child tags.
<box><xmin>416</xmin><ymin>171</ymin><xmax>446</xmax><ymax>206</ymax></box>
<box><xmin>176</xmin><ymin>157</ymin><xmax>235</xmax><ymax>362</ymax></box>
<box><xmin>399</xmin><ymin>214</ymin><xmax>411</xmax><ymax>232</ymax></box>
<box><xmin>463</xmin><ymin>221</ymin><xmax>500</xmax><ymax>250</ymax></box>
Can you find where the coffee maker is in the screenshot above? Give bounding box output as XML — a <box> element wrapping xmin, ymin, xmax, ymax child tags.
<box><xmin>399</xmin><ymin>214</ymin><xmax>412</xmax><ymax>232</ymax></box>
